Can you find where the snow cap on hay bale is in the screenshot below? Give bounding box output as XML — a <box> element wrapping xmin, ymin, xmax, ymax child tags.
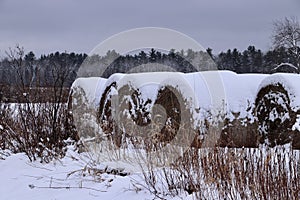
<box><xmin>116</xmin><ymin>72</ymin><xmax>200</xmax><ymax>122</ymax></box>
<box><xmin>255</xmin><ymin>73</ymin><xmax>300</xmax><ymax>147</ymax></box>
<box><xmin>72</xmin><ymin>77</ymin><xmax>108</xmax><ymax>107</ymax></box>
<box><xmin>257</xmin><ymin>73</ymin><xmax>300</xmax><ymax>111</ymax></box>
<box><xmin>271</xmin><ymin>63</ymin><xmax>299</xmax><ymax>74</ymax></box>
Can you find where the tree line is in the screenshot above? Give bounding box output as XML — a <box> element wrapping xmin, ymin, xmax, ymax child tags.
<box><xmin>0</xmin><ymin>45</ymin><xmax>298</xmax><ymax>88</ymax></box>
<box><xmin>0</xmin><ymin>49</ymin><xmax>86</xmax><ymax>87</ymax></box>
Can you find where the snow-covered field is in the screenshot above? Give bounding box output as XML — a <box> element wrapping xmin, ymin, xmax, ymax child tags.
<box><xmin>1</xmin><ymin>145</ymin><xmax>299</xmax><ymax>200</ymax></box>
<box><xmin>0</xmin><ymin>148</ymin><xmax>194</xmax><ymax>200</ymax></box>
<box><xmin>1</xmin><ymin>71</ymin><xmax>300</xmax><ymax>199</ymax></box>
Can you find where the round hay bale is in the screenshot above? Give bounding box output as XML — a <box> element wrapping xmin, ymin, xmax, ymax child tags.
<box><xmin>97</xmin><ymin>81</ymin><xmax>123</xmax><ymax>147</ymax></box>
<box><xmin>254</xmin><ymin>82</ymin><xmax>296</xmax><ymax>147</ymax></box>
<box><xmin>115</xmin><ymin>84</ymin><xmax>195</xmax><ymax>150</ymax></box>
<box><xmin>117</xmin><ymin>83</ymin><xmax>152</xmax><ymax>148</ymax></box>
<box><xmin>153</xmin><ymin>85</ymin><xmax>182</xmax><ymax>143</ymax></box>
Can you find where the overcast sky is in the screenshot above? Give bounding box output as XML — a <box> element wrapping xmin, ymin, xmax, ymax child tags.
<box><xmin>1</xmin><ymin>0</ymin><xmax>300</xmax><ymax>57</ymax></box>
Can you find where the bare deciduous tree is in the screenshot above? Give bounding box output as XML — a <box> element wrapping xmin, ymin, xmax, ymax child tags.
<box><xmin>272</xmin><ymin>16</ymin><xmax>300</xmax><ymax>70</ymax></box>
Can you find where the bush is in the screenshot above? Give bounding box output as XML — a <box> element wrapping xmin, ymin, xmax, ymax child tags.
<box><xmin>0</xmin><ymin>90</ymin><xmax>78</xmax><ymax>162</ymax></box>
<box><xmin>0</xmin><ymin>46</ymin><xmax>79</xmax><ymax>162</ymax></box>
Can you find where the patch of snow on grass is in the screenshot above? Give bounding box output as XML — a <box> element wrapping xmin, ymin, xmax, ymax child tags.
<box><xmin>0</xmin><ymin>149</ymin><xmax>192</xmax><ymax>200</ymax></box>
<box><xmin>292</xmin><ymin>114</ymin><xmax>300</xmax><ymax>131</ymax></box>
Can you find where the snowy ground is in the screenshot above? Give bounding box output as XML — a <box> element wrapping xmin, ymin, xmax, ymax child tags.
<box><xmin>2</xmin><ymin>71</ymin><xmax>300</xmax><ymax>199</ymax></box>
<box><xmin>1</xmin><ymin>146</ymin><xmax>298</xmax><ymax>200</ymax></box>
<box><xmin>0</xmin><ymin>149</ymin><xmax>193</xmax><ymax>200</ymax></box>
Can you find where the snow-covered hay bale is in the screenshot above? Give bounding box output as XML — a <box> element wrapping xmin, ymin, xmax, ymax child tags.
<box><xmin>96</xmin><ymin>74</ymin><xmax>125</xmax><ymax>147</ymax></box>
<box><xmin>97</xmin><ymin>72</ymin><xmax>200</xmax><ymax>149</ymax></box>
<box><xmin>254</xmin><ymin>74</ymin><xmax>300</xmax><ymax>147</ymax></box>
<box><xmin>97</xmin><ymin>81</ymin><xmax>118</xmax><ymax>140</ymax></box>
<box><xmin>72</xmin><ymin>71</ymin><xmax>300</xmax><ymax>149</ymax></box>
<box><xmin>152</xmin><ymin>85</ymin><xmax>197</xmax><ymax>147</ymax></box>
<box><xmin>71</xmin><ymin>77</ymin><xmax>107</xmax><ymax>140</ymax></box>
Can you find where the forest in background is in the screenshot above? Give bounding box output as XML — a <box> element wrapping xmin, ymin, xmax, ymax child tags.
<box><xmin>0</xmin><ymin>45</ymin><xmax>299</xmax><ymax>87</ymax></box>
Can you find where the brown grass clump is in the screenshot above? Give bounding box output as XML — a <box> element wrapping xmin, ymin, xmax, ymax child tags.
<box><xmin>139</xmin><ymin>146</ymin><xmax>300</xmax><ymax>199</ymax></box>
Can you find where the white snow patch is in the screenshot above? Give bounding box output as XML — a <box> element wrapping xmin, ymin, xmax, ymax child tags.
<box><xmin>72</xmin><ymin>77</ymin><xmax>107</xmax><ymax>107</ymax></box>
<box><xmin>273</xmin><ymin>62</ymin><xmax>298</xmax><ymax>71</ymax></box>
<box><xmin>292</xmin><ymin>114</ymin><xmax>300</xmax><ymax>131</ymax></box>
<box><xmin>0</xmin><ymin>150</ymin><xmax>193</xmax><ymax>200</ymax></box>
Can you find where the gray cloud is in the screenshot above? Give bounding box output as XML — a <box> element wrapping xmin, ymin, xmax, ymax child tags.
<box><xmin>0</xmin><ymin>0</ymin><xmax>300</xmax><ymax>56</ymax></box>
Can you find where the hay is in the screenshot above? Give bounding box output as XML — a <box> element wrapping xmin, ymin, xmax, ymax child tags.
<box><xmin>91</xmin><ymin>74</ymin><xmax>300</xmax><ymax>149</ymax></box>
<box><xmin>97</xmin><ymin>81</ymin><xmax>199</xmax><ymax>150</ymax></box>
<box><xmin>219</xmin><ymin>116</ymin><xmax>259</xmax><ymax>148</ymax></box>
<box><xmin>254</xmin><ymin>83</ymin><xmax>296</xmax><ymax>147</ymax></box>
<box><xmin>97</xmin><ymin>82</ymin><xmax>121</xmax><ymax>146</ymax></box>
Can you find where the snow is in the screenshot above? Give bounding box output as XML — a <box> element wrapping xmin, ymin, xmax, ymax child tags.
<box><xmin>292</xmin><ymin>114</ymin><xmax>300</xmax><ymax>131</ymax></box>
<box><xmin>219</xmin><ymin>71</ymin><xmax>268</xmax><ymax>120</ymax></box>
<box><xmin>1</xmin><ymin>146</ymin><xmax>298</xmax><ymax>200</ymax></box>
<box><xmin>0</xmin><ymin>149</ymin><xmax>192</xmax><ymax>200</ymax></box>
<box><xmin>273</xmin><ymin>62</ymin><xmax>298</xmax><ymax>71</ymax></box>
<box><xmin>72</xmin><ymin>77</ymin><xmax>107</xmax><ymax>106</ymax></box>
<box><xmin>3</xmin><ymin>71</ymin><xmax>300</xmax><ymax>199</ymax></box>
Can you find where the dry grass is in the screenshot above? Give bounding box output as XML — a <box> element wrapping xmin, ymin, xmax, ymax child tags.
<box><xmin>136</xmin><ymin>145</ymin><xmax>300</xmax><ymax>199</ymax></box>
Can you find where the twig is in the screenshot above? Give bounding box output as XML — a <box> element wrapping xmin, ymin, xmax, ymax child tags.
<box><xmin>28</xmin><ymin>184</ymin><xmax>107</xmax><ymax>192</ymax></box>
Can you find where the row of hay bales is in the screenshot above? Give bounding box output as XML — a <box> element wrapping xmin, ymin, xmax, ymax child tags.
<box><xmin>71</xmin><ymin>71</ymin><xmax>300</xmax><ymax>149</ymax></box>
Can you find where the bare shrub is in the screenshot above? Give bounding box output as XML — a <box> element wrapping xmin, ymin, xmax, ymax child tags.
<box><xmin>0</xmin><ymin>102</ymin><xmax>16</xmax><ymax>151</ymax></box>
<box><xmin>1</xmin><ymin>46</ymin><xmax>78</xmax><ymax>162</ymax></box>
<box><xmin>272</xmin><ymin>16</ymin><xmax>300</xmax><ymax>70</ymax></box>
